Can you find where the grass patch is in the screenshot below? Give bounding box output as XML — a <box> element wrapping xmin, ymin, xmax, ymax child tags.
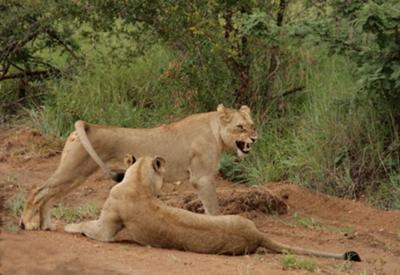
<box><xmin>326</xmin><ymin>225</ymin><xmax>354</xmax><ymax>235</ymax></box>
<box><xmin>51</xmin><ymin>203</ymin><xmax>100</xmax><ymax>223</ymax></box>
<box><xmin>6</xmin><ymin>191</ymin><xmax>25</xmax><ymax>217</ymax></box>
<box><xmin>1</xmin><ymin>224</ymin><xmax>20</xmax><ymax>233</ymax></box>
<box><xmin>280</xmin><ymin>254</ymin><xmax>316</xmax><ymax>272</ymax></box>
<box><xmin>336</xmin><ymin>261</ymin><xmax>353</xmax><ymax>273</ymax></box>
<box><xmin>367</xmin><ymin>175</ymin><xmax>400</xmax><ymax>209</ymax></box>
<box><xmin>219</xmin><ymin>153</ymin><xmax>249</xmax><ymax>184</ymax></box>
<box><xmin>283</xmin><ymin>212</ymin><xmax>354</xmax><ymax>234</ymax></box>
<box><xmin>290</xmin><ymin>213</ymin><xmax>322</xmax><ymax>230</ymax></box>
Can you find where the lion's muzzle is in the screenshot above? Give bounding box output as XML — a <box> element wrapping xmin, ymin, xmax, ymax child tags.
<box><xmin>235</xmin><ymin>133</ymin><xmax>257</xmax><ymax>157</ymax></box>
<box><xmin>236</xmin><ymin>141</ymin><xmax>251</xmax><ymax>154</ymax></box>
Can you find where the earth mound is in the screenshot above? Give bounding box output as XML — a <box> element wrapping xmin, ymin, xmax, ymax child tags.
<box><xmin>164</xmin><ymin>187</ymin><xmax>288</xmax><ymax>216</ymax></box>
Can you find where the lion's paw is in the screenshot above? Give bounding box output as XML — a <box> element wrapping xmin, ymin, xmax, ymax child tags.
<box><xmin>64</xmin><ymin>223</ymin><xmax>81</xmax><ymax>233</ymax></box>
<box><xmin>41</xmin><ymin>221</ymin><xmax>56</xmax><ymax>231</ymax></box>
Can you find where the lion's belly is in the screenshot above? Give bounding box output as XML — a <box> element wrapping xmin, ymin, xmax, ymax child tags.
<box><xmin>149</xmin><ymin>229</ymin><xmax>258</xmax><ymax>255</ymax></box>
<box><xmin>126</xmin><ymin>223</ymin><xmax>259</xmax><ymax>255</ymax></box>
<box><xmin>115</xmin><ymin>134</ymin><xmax>192</xmax><ymax>181</ymax></box>
<box><xmin>124</xmin><ymin>207</ymin><xmax>261</xmax><ymax>255</ymax></box>
<box><xmin>96</xmin><ymin>124</ymin><xmax>218</xmax><ymax>182</ymax></box>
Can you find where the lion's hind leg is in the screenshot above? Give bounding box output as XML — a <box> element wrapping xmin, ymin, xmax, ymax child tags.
<box><xmin>21</xmin><ymin>132</ymin><xmax>99</xmax><ymax>230</ymax></box>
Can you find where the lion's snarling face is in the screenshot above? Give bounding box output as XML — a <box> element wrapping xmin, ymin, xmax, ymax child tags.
<box><xmin>217</xmin><ymin>104</ymin><xmax>258</xmax><ymax>158</ymax></box>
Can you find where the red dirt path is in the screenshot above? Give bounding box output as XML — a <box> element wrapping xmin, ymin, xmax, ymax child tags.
<box><xmin>1</xmin><ymin>127</ymin><xmax>399</xmax><ymax>274</ymax></box>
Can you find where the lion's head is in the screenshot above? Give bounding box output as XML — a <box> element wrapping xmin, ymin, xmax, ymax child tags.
<box><xmin>217</xmin><ymin>104</ymin><xmax>258</xmax><ymax>158</ymax></box>
<box><xmin>123</xmin><ymin>155</ymin><xmax>166</xmax><ymax>196</ymax></box>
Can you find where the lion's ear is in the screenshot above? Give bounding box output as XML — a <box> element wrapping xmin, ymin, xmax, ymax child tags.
<box><xmin>217</xmin><ymin>103</ymin><xmax>232</xmax><ymax>123</ymax></box>
<box><xmin>124</xmin><ymin>154</ymin><xmax>136</xmax><ymax>167</ymax></box>
<box><xmin>152</xmin><ymin>157</ymin><xmax>165</xmax><ymax>173</ymax></box>
<box><xmin>239</xmin><ymin>105</ymin><xmax>251</xmax><ymax>115</ymax></box>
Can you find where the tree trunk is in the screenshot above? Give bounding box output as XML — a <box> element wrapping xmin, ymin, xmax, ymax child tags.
<box><xmin>264</xmin><ymin>0</ymin><xmax>287</xmax><ymax>102</ymax></box>
<box><xmin>224</xmin><ymin>8</ymin><xmax>250</xmax><ymax>105</ymax></box>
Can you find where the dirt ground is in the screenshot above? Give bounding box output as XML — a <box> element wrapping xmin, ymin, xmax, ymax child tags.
<box><xmin>1</xmin><ymin>127</ymin><xmax>400</xmax><ymax>274</ymax></box>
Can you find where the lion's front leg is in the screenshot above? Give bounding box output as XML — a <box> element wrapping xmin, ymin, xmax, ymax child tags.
<box><xmin>64</xmin><ymin>220</ymin><xmax>113</xmax><ymax>241</ymax></box>
<box><xmin>191</xmin><ymin>176</ymin><xmax>219</xmax><ymax>215</ymax></box>
<box><xmin>189</xmin><ymin>147</ymin><xmax>220</xmax><ymax>215</ymax></box>
<box><xmin>64</xmin><ymin>220</ymin><xmax>114</xmax><ymax>241</ymax></box>
<box><xmin>64</xmin><ymin>209</ymin><xmax>123</xmax><ymax>242</ymax></box>
<box><xmin>40</xmin><ymin>199</ymin><xmax>56</xmax><ymax>231</ymax></box>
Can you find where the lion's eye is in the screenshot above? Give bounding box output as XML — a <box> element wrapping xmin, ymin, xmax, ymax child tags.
<box><xmin>237</xmin><ymin>124</ymin><xmax>244</xmax><ymax>130</ymax></box>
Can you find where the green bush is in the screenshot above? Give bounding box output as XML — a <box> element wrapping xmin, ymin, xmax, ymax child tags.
<box><xmin>231</xmin><ymin>50</ymin><xmax>400</xmax><ymax>208</ymax></box>
<box><xmin>32</xmin><ymin>45</ymin><xmax>182</xmax><ymax>137</ymax></box>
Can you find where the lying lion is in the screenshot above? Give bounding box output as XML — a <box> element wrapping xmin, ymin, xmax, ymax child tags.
<box><xmin>65</xmin><ymin>155</ymin><xmax>361</xmax><ymax>261</ymax></box>
<box><xmin>21</xmin><ymin>104</ymin><xmax>257</xmax><ymax>230</ymax></box>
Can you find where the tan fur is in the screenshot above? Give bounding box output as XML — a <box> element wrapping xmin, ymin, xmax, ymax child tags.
<box><xmin>21</xmin><ymin>105</ymin><xmax>257</xmax><ymax>230</ymax></box>
<box><xmin>64</xmin><ymin>156</ymin><xmax>358</xmax><ymax>261</ymax></box>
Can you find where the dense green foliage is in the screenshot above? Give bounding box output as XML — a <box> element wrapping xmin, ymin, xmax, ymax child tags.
<box><xmin>1</xmin><ymin>0</ymin><xmax>399</xmax><ymax>208</ymax></box>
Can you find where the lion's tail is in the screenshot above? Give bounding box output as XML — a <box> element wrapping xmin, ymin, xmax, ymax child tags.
<box><xmin>260</xmin><ymin>234</ymin><xmax>361</xmax><ymax>261</ymax></box>
<box><xmin>75</xmin><ymin>120</ymin><xmax>125</xmax><ymax>182</ymax></box>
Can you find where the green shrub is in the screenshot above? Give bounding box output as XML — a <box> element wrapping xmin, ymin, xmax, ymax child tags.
<box><xmin>34</xmin><ymin>44</ymin><xmax>182</xmax><ymax>137</ymax></box>
<box><xmin>227</xmin><ymin>50</ymin><xmax>400</xmax><ymax>209</ymax></box>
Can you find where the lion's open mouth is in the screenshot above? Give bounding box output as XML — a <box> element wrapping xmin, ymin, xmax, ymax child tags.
<box><xmin>235</xmin><ymin>141</ymin><xmax>251</xmax><ymax>155</ymax></box>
